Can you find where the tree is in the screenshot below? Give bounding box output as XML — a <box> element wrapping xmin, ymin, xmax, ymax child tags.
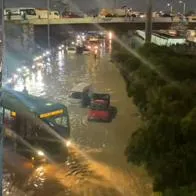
<box><xmin>113</xmin><ymin>43</ymin><xmax>196</xmax><ymax>194</ymax></box>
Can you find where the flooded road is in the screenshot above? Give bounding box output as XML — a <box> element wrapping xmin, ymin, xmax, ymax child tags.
<box><xmin>4</xmin><ymin>45</ymin><xmax>152</xmax><ymax>195</ymax></box>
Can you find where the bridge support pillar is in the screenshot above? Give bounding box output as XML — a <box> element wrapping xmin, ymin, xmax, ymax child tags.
<box><xmin>22</xmin><ymin>23</ymin><xmax>35</xmax><ymax>54</ymax></box>
<box><xmin>145</xmin><ymin>0</ymin><xmax>153</xmax><ymax>43</ymax></box>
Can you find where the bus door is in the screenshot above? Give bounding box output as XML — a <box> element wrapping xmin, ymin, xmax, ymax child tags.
<box><xmin>9</xmin><ymin>112</ymin><xmax>45</xmax><ymax>155</ymax></box>
<box><xmin>25</xmin><ymin>117</ymin><xmax>66</xmax><ymax>156</ymax></box>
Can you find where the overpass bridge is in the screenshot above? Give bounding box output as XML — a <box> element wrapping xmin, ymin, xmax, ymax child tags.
<box><xmin>4</xmin><ymin>17</ymin><xmax>196</xmax><ymax>53</ymax></box>
<box><xmin>5</xmin><ymin>17</ymin><xmax>196</xmax><ymax>31</ymax></box>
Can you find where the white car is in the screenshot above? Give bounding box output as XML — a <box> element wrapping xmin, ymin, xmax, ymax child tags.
<box><xmin>66</xmin><ymin>47</ymin><xmax>76</xmax><ymax>54</ymax></box>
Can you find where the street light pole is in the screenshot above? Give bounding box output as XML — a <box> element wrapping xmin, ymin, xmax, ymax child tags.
<box><xmin>114</xmin><ymin>0</ymin><xmax>117</xmax><ymax>9</ymax></box>
<box><xmin>47</xmin><ymin>0</ymin><xmax>51</xmax><ymax>50</ymax></box>
<box><xmin>167</xmin><ymin>3</ymin><xmax>173</xmax><ymax>14</ymax></box>
<box><xmin>179</xmin><ymin>0</ymin><xmax>186</xmax><ymax>15</ymax></box>
<box><xmin>145</xmin><ymin>0</ymin><xmax>153</xmax><ymax>43</ymax></box>
<box><xmin>0</xmin><ymin>0</ymin><xmax>4</xmax><ymax>195</ymax></box>
<box><xmin>183</xmin><ymin>3</ymin><xmax>186</xmax><ymax>15</ymax></box>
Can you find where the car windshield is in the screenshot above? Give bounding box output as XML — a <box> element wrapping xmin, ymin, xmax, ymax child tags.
<box><xmin>91</xmin><ymin>102</ymin><xmax>108</xmax><ymax>110</ymax></box>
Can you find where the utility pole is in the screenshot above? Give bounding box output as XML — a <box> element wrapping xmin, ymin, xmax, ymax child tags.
<box><xmin>179</xmin><ymin>1</ymin><xmax>186</xmax><ymax>15</ymax></box>
<box><xmin>145</xmin><ymin>0</ymin><xmax>153</xmax><ymax>43</ymax></box>
<box><xmin>0</xmin><ymin>0</ymin><xmax>4</xmax><ymax>194</ymax></box>
<box><xmin>47</xmin><ymin>0</ymin><xmax>51</xmax><ymax>50</ymax></box>
<box><xmin>167</xmin><ymin>3</ymin><xmax>173</xmax><ymax>14</ymax></box>
<box><xmin>114</xmin><ymin>0</ymin><xmax>117</xmax><ymax>9</ymax></box>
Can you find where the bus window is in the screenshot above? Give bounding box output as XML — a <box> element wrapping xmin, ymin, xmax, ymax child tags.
<box><xmin>46</xmin><ymin>115</ymin><xmax>68</xmax><ymax>128</ymax></box>
<box><xmin>52</xmin><ymin>115</ymin><xmax>68</xmax><ymax>127</ymax></box>
<box><xmin>20</xmin><ymin>9</ymin><xmax>36</xmax><ymax>15</ymax></box>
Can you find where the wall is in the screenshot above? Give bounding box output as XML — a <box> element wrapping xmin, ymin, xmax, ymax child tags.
<box><xmin>136</xmin><ymin>30</ymin><xmax>186</xmax><ymax>46</ymax></box>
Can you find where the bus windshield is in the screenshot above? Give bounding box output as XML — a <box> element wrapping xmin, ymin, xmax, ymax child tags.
<box><xmin>44</xmin><ymin>114</ymin><xmax>70</xmax><ymax>138</ymax></box>
<box><xmin>46</xmin><ymin>115</ymin><xmax>69</xmax><ymax>128</ymax></box>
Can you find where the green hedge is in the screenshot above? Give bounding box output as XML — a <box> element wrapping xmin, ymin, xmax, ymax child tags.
<box><xmin>112</xmin><ymin>42</ymin><xmax>196</xmax><ymax>195</ymax></box>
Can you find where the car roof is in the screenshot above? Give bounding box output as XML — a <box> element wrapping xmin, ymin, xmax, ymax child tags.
<box><xmin>70</xmin><ymin>83</ymin><xmax>92</xmax><ymax>92</ymax></box>
<box><xmin>67</xmin><ymin>46</ymin><xmax>76</xmax><ymax>49</ymax></box>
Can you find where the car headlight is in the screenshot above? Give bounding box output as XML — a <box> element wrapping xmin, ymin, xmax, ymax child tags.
<box><xmin>37</xmin><ymin>150</ymin><xmax>45</xmax><ymax>157</ymax></box>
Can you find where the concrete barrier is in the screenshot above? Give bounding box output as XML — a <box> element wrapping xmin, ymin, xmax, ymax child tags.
<box><xmin>136</xmin><ymin>30</ymin><xmax>186</xmax><ymax>46</ymax></box>
<box><xmin>5</xmin><ymin>17</ymin><xmax>176</xmax><ymax>25</ymax></box>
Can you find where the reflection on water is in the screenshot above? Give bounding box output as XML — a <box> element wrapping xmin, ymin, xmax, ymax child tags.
<box><xmin>22</xmin><ymin>146</ymin><xmax>137</xmax><ymax>196</ymax></box>
<box><xmin>4</xmin><ymin>38</ymin><xmax>152</xmax><ymax>196</ymax></box>
<box><xmin>108</xmin><ymin>39</ymin><xmax>112</xmax><ymax>55</ymax></box>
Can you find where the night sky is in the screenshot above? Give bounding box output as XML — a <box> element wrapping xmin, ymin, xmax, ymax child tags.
<box><xmin>3</xmin><ymin>0</ymin><xmax>196</xmax><ymax>12</ymax></box>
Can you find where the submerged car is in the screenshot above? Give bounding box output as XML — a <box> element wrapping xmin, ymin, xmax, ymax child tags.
<box><xmin>68</xmin><ymin>83</ymin><xmax>93</xmax><ymax>107</ymax></box>
<box><xmin>88</xmin><ymin>93</ymin><xmax>111</xmax><ymax>122</ymax></box>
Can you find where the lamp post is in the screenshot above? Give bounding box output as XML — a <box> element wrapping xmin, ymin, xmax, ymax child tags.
<box><xmin>47</xmin><ymin>0</ymin><xmax>51</xmax><ymax>50</ymax></box>
<box><xmin>145</xmin><ymin>0</ymin><xmax>153</xmax><ymax>43</ymax></box>
<box><xmin>0</xmin><ymin>0</ymin><xmax>4</xmax><ymax>195</ymax></box>
<box><xmin>179</xmin><ymin>0</ymin><xmax>186</xmax><ymax>15</ymax></box>
<box><xmin>114</xmin><ymin>0</ymin><xmax>117</xmax><ymax>9</ymax></box>
<box><xmin>167</xmin><ymin>3</ymin><xmax>173</xmax><ymax>14</ymax></box>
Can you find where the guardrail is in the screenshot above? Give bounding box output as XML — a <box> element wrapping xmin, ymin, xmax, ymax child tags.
<box><xmin>29</xmin><ymin>17</ymin><xmax>174</xmax><ymax>25</ymax></box>
<box><xmin>4</xmin><ymin>17</ymin><xmax>196</xmax><ymax>25</ymax></box>
<box><xmin>4</xmin><ymin>17</ymin><xmax>173</xmax><ymax>24</ymax></box>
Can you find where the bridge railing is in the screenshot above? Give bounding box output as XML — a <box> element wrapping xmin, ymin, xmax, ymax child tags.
<box><xmin>4</xmin><ymin>17</ymin><xmax>173</xmax><ymax>24</ymax></box>
<box><xmin>4</xmin><ymin>16</ymin><xmax>196</xmax><ymax>25</ymax></box>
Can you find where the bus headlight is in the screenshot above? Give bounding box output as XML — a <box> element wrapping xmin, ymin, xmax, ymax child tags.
<box><xmin>66</xmin><ymin>140</ymin><xmax>71</xmax><ymax>147</ymax></box>
<box><xmin>37</xmin><ymin>150</ymin><xmax>45</xmax><ymax>157</ymax></box>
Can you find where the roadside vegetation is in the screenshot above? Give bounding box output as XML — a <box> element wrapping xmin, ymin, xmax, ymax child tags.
<box><xmin>112</xmin><ymin>42</ymin><xmax>196</xmax><ymax>195</ymax></box>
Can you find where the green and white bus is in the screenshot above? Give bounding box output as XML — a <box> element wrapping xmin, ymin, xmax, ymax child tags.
<box><xmin>1</xmin><ymin>88</ymin><xmax>70</xmax><ymax>163</ymax></box>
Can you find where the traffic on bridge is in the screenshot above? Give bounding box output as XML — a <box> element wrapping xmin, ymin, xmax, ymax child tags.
<box><xmin>4</xmin><ymin>7</ymin><xmax>196</xmax><ymax>24</ymax></box>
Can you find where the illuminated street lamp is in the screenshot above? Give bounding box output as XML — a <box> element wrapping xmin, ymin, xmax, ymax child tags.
<box><xmin>0</xmin><ymin>0</ymin><xmax>5</xmax><ymax>194</ymax></box>
<box><xmin>17</xmin><ymin>68</ymin><xmax>22</xmax><ymax>73</ymax></box>
<box><xmin>47</xmin><ymin>0</ymin><xmax>51</xmax><ymax>50</ymax></box>
<box><xmin>167</xmin><ymin>3</ymin><xmax>173</xmax><ymax>14</ymax></box>
<box><xmin>114</xmin><ymin>0</ymin><xmax>117</xmax><ymax>8</ymax></box>
<box><xmin>179</xmin><ymin>0</ymin><xmax>186</xmax><ymax>15</ymax></box>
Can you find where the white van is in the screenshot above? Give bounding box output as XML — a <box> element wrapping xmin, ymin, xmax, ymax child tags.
<box><xmin>68</xmin><ymin>83</ymin><xmax>93</xmax><ymax>107</ymax></box>
<box><xmin>36</xmin><ymin>9</ymin><xmax>60</xmax><ymax>19</ymax></box>
<box><xmin>66</xmin><ymin>47</ymin><xmax>77</xmax><ymax>54</ymax></box>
